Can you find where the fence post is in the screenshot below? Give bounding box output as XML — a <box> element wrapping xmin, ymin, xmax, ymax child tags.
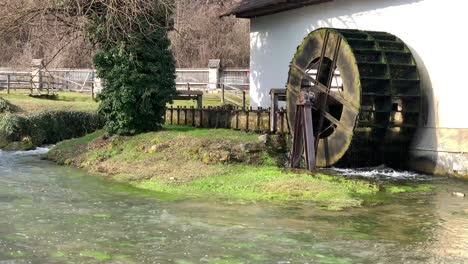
<box><xmin>91</xmin><ymin>82</ymin><xmax>95</xmax><ymax>100</ymax></box>
<box><xmin>221</xmin><ymin>84</ymin><xmax>225</xmax><ymax>104</ymax></box>
<box><xmin>242</xmin><ymin>91</ymin><xmax>246</xmax><ymax>110</ymax></box>
<box><xmin>197</xmin><ymin>94</ymin><xmax>203</xmax><ymax>109</ymax></box>
<box><xmin>191</xmin><ymin>106</ymin><xmax>195</xmax><ymax>127</ymax></box>
<box><xmin>208</xmin><ymin>59</ymin><xmax>221</xmax><ymax>91</ymax></box>
<box><xmin>31</xmin><ymin>59</ymin><xmax>44</xmax><ymax>94</ymax></box>
<box><xmin>177</xmin><ymin>106</ymin><xmax>181</xmax><ymax>125</ymax></box>
<box><xmin>6</xmin><ymin>74</ymin><xmax>10</xmax><ymax>94</ymax></box>
<box><xmin>270</xmin><ymin>92</ymin><xmax>278</xmax><ymax>133</ymax></box>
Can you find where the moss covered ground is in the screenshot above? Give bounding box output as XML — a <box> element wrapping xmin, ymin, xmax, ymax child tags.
<box><xmin>47</xmin><ymin>125</ymin><xmax>434</xmax><ymax>210</ymax></box>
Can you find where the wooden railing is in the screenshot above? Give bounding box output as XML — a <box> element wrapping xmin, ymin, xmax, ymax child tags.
<box><xmin>165</xmin><ymin>106</ymin><xmax>289</xmax><ymax>134</ymax></box>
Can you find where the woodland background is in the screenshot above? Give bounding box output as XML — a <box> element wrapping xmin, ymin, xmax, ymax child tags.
<box><xmin>0</xmin><ymin>0</ymin><xmax>249</xmax><ymax>68</ymax></box>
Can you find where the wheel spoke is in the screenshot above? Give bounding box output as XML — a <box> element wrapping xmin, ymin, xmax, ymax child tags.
<box><xmin>312</xmin><ymin>106</ymin><xmax>354</xmax><ymax>135</ymax></box>
<box><xmin>291</xmin><ymin>64</ymin><xmax>360</xmax><ymax>111</ymax></box>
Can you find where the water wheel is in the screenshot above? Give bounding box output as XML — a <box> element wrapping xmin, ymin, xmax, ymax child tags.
<box><xmin>287</xmin><ymin>28</ymin><xmax>421</xmax><ymax>168</ymax></box>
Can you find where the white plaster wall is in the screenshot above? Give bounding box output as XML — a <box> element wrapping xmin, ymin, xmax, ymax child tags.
<box><xmin>249</xmin><ymin>0</ymin><xmax>468</xmax><ymax>174</ymax></box>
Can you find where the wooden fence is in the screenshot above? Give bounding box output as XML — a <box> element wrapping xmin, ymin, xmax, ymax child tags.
<box><xmin>165</xmin><ymin>106</ymin><xmax>289</xmax><ymax>134</ymax></box>
<box><xmin>0</xmin><ymin>67</ymin><xmax>249</xmax><ymax>106</ymax></box>
<box><xmin>0</xmin><ymin>69</ymin><xmax>97</xmax><ymax>95</ymax></box>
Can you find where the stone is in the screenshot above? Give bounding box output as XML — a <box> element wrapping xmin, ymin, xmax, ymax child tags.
<box><xmin>258</xmin><ymin>134</ymin><xmax>269</xmax><ymax>144</ymax></box>
<box><xmin>148</xmin><ymin>143</ymin><xmax>169</xmax><ymax>153</ymax></box>
<box><xmin>149</xmin><ymin>145</ymin><xmax>158</xmax><ymax>153</ymax></box>
<box><xmin>3</xmin><ymin>137</ymin><xmax>35</xmax><ymax>151</ymax></box>
<box><xmin>235</xmin><ymin>143</ymin><xmax>265</xmax><ymax>153</ymax></box>
<box><xmin>208</xmin><ymin>143</ymin><xmax>226</xmax><ymax>150</ymax></box>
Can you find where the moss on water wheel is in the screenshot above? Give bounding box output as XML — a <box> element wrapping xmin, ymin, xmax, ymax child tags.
<box><xmin>287</xmin><ymin>28</ymin><xmax>421</xmax><ymax>168</ymax></box>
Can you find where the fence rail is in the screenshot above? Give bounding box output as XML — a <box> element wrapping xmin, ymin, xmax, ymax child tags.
<box><xmin>165</xmin><ymin>106</ymin><xmax>289</xmax><ymax>134</ymax></box>
<box><xmin>0</xmin><ymin>69</ymin><xmax>97</xmax><ymax>95</ymax></box>
<box><xmin>0</xmin><ymin>67</ymin><xmax>250</xmax><ymax>106</ymax></box>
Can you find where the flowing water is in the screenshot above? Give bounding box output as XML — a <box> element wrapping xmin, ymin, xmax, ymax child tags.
<box><xmin>0</xmin><ymin>149</ymin><xmax>467</xmax><ymax>264</ymax></box>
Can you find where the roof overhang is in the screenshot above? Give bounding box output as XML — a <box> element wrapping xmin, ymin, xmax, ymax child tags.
<box><xmin>222</xmin><ymin>0</ymin><xmax>334</xmax><ymax>18</ymax></box>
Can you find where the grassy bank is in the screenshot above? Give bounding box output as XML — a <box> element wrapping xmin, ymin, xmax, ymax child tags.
<box><xmin>0</xmin><ymin>90</ymin><xmax>247</xmax><ymax>112</ymax></box>
<box><xmin>0</xmin><ymin>91</ymin><xmax>98</xmax><ymax>114</ymax></box>
<box><xmin>47</xmin><ymin>125</ymin><xmax>433</xmax><ymax>210</ymax></box>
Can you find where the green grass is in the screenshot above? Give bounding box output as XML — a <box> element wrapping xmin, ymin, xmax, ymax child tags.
<box><xmin>0</xmin><ymin>91</ymin><xmax>98</xmax><ymax>114</ymax></box>
<box><xmin>0</xmin><ymin>91</ymin><xmax>249</xmax><ymax>115</ymax></box>
<box><xmin>48</xmin><ymin>125</ymin><xmax>384</xmax><ymax>210</ymax></box>
<box><xmin>48</xmin><ymin>125</ymin><xmax>434</xmax><ymax>210</ymax></box>
<box><xmin>133</xmin><ymin>167</ymin><xmax>379</xmax><ymax>210</ymax></box>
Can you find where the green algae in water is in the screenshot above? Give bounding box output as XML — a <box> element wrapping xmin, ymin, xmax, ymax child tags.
<box><xmin>386</xmin><ymin>184</ymin><xmax>434</xmax><ymax>194</ymax></box>
<box><xmin>93</xmin><ymin>213</ymin><xmax>112</xmax><ymax>219</ymax></box>
<box><xmin>207</xmin><ymin>257</ymin><xmax>245</xmax><ymax>264</ymax></box>
<box><xmin>79</xmin><ymin>250</ymin><xmax>112</xmax><ymax>261</ymax></box>
<box><xmin>222</xmin><ymin>242</ymin><xmax>257</xmax><ymax>249</ymax></box>
<box><xmin>110</xmin><ymin>182</ymin><xmax>184</xmax><ymax>202</ymax></box>
<box><xmin>51</xmin><ymin>251</ymin><xmax>66</xmax><ymax>259</ymax></box>
<box><xmin>9</xmin><ymin>250</ymin><xmax>28</xmax><ymax>258</ymax></box>
<box><xmin>175</xmin><ymin>260</ymin><xmax>196</xmax><ymax>264</ymax></box>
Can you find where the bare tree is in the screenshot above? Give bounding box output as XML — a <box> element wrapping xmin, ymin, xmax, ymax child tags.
<box><xmin>0</xmin><ymin>0</ymin><xmax>175</xmax><ymax>68</ymax></box>
<box><xmin>0</xmin><ymin>0</ymin><xmax>249</xmax><ymax>68</ymax></box>
<box><xmin>170</xmin><ymin>0</ymin><xmax>249</xmax><ymax>67</ymax></box>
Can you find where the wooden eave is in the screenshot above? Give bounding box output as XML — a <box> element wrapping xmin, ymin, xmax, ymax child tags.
<box><xmin>222</xmin><ymin>0</ymin><xmax>334</xmax><ymax>18</ymax></box>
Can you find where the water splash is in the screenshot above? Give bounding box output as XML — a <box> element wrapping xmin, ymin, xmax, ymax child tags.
<box><xmin>0</xmin><ymin>147</ymin><xmax>50</xmax><ymax>156</ymax></box>
<box><xmin>328</xmin><ymin>165</ymin><xmax>430</xmax><ymax>181</ymax></box>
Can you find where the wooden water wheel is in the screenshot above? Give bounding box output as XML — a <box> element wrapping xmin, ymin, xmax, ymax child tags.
<box><xmin>287</xmin><ymin>28</ymin><xmax>421</xmax><ymax>168</ymax></box>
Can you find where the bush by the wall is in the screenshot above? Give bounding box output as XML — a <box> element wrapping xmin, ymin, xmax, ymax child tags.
<box><xmin>0</xmin><ymin>111</ymin><xmax>103</xmax><ymax>149</ymax></box>
<box><xmin>0</xmin><ymin>113</ymin><xmax>27</xmax><ymax>145</ymax></box>
<box><xmin>0</xmin><ymin>98</ymin><xmax>12</xmax><ymax>113</ymax></box>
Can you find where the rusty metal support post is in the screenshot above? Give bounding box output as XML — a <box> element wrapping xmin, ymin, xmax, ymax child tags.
<box><xmin>290</xmin><ymin>91</ymin><xmax>316</xmax><ymax>170</ymax></box>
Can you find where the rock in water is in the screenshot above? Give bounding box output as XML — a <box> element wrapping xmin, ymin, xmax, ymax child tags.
<box><xmin>452</xmin><ymin>192</ymin><xmax>466</xmax><ymax>197</ymax></box>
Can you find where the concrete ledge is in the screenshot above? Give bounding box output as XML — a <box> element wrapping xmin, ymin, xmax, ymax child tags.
<box><xmin>410</xmin><ymin>127</ymin><xmax>468</xmax><ymax>178</ymax></box>
<box><xmin>410</xmin><ymin>149</ymin><xmax>468</xmax><ymax>179</ymax></box>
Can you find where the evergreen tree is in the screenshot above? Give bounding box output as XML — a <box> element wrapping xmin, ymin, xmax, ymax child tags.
<box><xmin>91</xmin><ymin>2</ymin><xmax>176</xmax><ymax>135</ymax></box>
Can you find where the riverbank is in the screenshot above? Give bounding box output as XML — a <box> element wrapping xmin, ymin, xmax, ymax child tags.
<box><xmin>47</xmin><ymin>125</ymin><xmax>435</xmax><ymax>210</ymax></box>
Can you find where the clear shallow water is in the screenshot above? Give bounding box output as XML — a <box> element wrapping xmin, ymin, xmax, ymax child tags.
<box><xmin>0</xmin><ymin>150</ymin><xmax>467</xmax><ymax>264</ymax></box>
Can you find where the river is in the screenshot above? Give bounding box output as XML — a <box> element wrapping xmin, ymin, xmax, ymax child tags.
<box><xmin>0</xmin><ymin>149</ymin><xmax>467</xmax><ymax>263</ymax></box>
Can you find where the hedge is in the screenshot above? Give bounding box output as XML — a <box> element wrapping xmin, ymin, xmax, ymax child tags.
<box><xmin>0</xmin><ymin>98</ymin><xmax>12</xmax><ymax>113</ymax></box>
<box><xmin>0</xmin><ymin>111</ymin><xmax>103</xmax><ymax>148</ymax></box>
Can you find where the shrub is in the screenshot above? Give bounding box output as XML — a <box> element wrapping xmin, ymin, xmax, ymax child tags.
<box><xmin>26</xmin><ymin>111</ymin><xmax>103</xmax><ymax>145</ymax></box>
<box><xmin>0</xmin><ymin>97</ymin><xmax>12</xmax><ymax>113</ymax></box>
<box><xmin>0</xmin><ymin>113</ymin><xmax>27</xmax><ymax>145</ymax></box>
<box><xmin>0</xmin><ymin>111</ymin><xmax>103</xmax><ymax>149</ymax></box>
<box><xmin>92</xmin><ymin>5</ymin><xmax>176</xmax><ymax>135</ymax></box>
